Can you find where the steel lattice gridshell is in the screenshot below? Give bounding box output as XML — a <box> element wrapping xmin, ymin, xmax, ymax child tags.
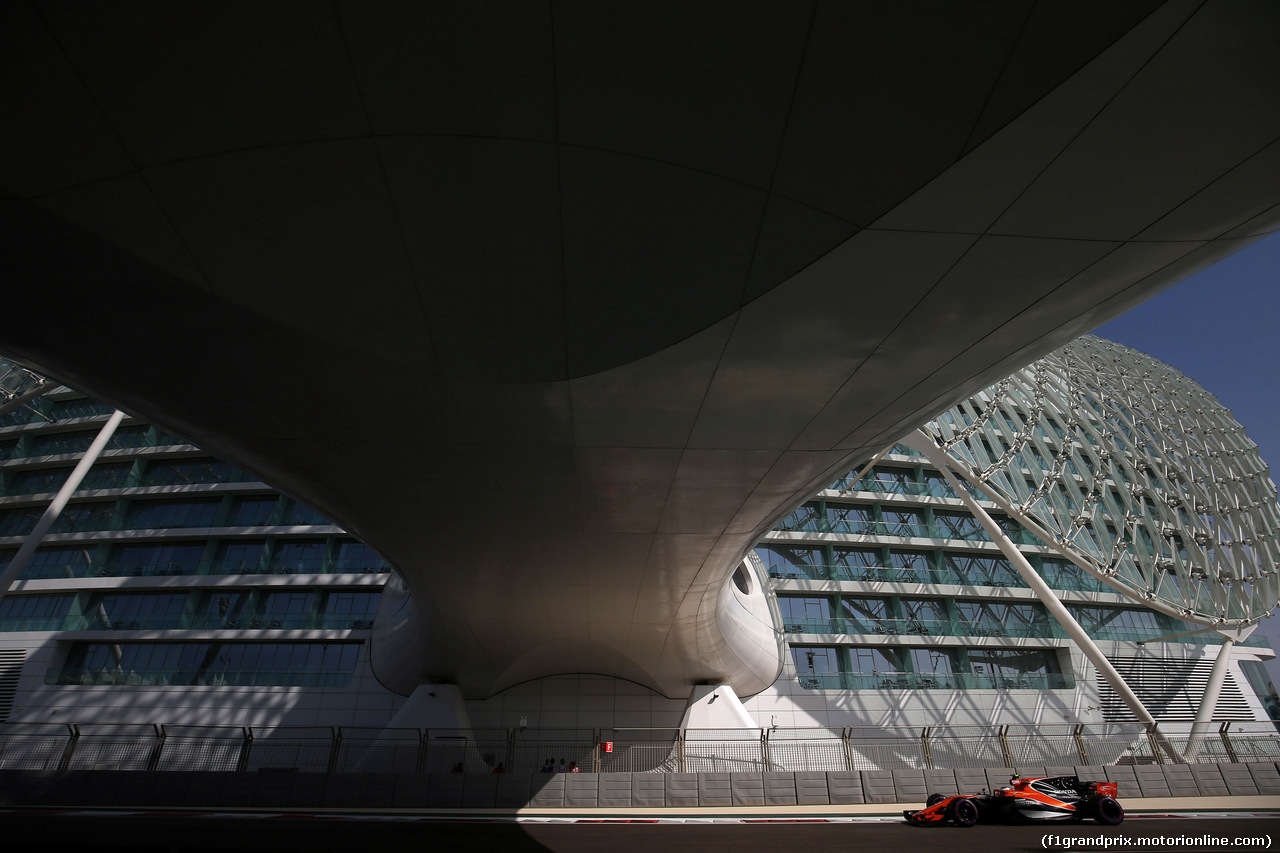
<box><xmin>922</xmin><ymin>335</ymin><xmax>1280</xmax><ymax>627</ymax></box>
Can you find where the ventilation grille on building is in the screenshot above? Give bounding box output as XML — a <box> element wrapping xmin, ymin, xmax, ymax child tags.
<box><xmin>0</xmin><ymin>649</ymin><xmax>25</xmax><ymax>721</ymax></box>
<box><xmin>1095</xmin><ymin>655</ymin><xmax>1254</xmax><ymax>722</ymax></box>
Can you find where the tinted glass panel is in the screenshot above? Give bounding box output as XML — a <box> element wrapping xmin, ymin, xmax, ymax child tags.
<box><xmin>109</xmin><ymin>542</ymin><xmax>205</xmax><ymax>576</ymax></box>
<box><xmin>279</xmin><ymin>501</ymin><xmax>331</xmax><ymax>526</ymax></box>
<box><xmin>49</xmin><ymin>501</ymin><xmax>115</xmax><ymax>533</ymax></box>
<box><xmin>230</xmin><ymin>496</ymin><xmax>277</xmax><ymax>526</ymax></box>
<box><xmin>141</xmin><ymin>459</ymin><xmax>242</xmax><ymax>486</ymax></box>
<box><xmin>125</xmin><ymin>498</ymin><xmax>220</xmax><ymax>529</ymax></box>
<box><xmin>334</xmin><ymin>541</ymin><xmax>389</xmax><ymax>572</ymax></box>
<box><xmin>273</xmin><ymin>540</ymin><xmax>326</xmax><ymax>572</ymax></box>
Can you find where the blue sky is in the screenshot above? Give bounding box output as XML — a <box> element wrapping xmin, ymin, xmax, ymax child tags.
<box><xmin>1094</xmin><ymin>230</ymin><xmax>1280</xmax><ymax>690</ymax></box>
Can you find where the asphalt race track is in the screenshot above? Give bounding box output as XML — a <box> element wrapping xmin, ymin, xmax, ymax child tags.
<box><xmin>0</xmin><ymin>812</ymin><xmax>1275</xmax><ymax>852</ymax></box>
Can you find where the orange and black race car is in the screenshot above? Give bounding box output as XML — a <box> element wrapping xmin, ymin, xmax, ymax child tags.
<box><xmin>904</xmin><ymin>775</ymin><xmax>1124</xmax><ymax>827</ymax></box>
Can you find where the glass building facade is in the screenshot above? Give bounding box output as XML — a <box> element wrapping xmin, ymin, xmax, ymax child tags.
<box><xmin>0</xmin><ymin>375</ymin><xmax>392</xmax><ymax>723</ymax></box>
<box><xmin>1</xmin><ymin>339</ymin><xmax>1276</xmax><ymax>730</ymax></box>
<box><xmin>761</xmin><ymin>447</ymin><xmax>1274</xmax><ymax>718</ymax></box>
<box><xmin>755</xmin><ymin>339</ymin><xmax>1280</xmax><ymax>725</ymax></box>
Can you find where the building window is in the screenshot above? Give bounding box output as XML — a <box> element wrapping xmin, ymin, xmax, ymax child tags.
<box><xmin>321</xmin><ymin>592</ymin><xmax>381</xmax><ymax>629</ymax></box>
<box><xmin>45</xmin><ymin>399</ymin><xmax>115</xmax><ymax>421</ymax></box>
<box><xmin>0</xmin><ymin>506</ymin><xmax>43</xmax><ymax>537</ymax></box>
<box><xmin>198</xmin><ymin>591</ymin><xmax>248</xmax><ymax>629</ymax></box>
<box><xmin>831</xmin><ymin>547</ymin><xmax>882</xmax><ymax>580</ymax></box>
<box><xmin>943</xmin><ymin>553</ymin><xmax>1019</xmax><ymax>586</ymax></box>
<box><xmin>228</xmin><ymin>496</ymin><xmax>277</xmax><ymax>527</ymax></box>
<box><xmin>792</xmin><ymin>646</ymin><xmax>841</xmax><ymax>675</ymax></box>
<box><xmin>933</xmin><ymin>511</ymin><xmax>984</xmax><ymax>540</ymax></box>
<box><xmin>921</xmin><ymin>471</ymin><xmax>956</xmax><ymax>498</ymax></box>
<box><xmin>140</xmin><ymin>458</ymin><xmax>242</xmax><ymax>487</ymax></box>
<box><xmin>125</xmin><ymin>498</ymin><xmax>220</xmax><ymax>530</ymax></box>
<box><xmin>1040</xmin><ymin>558</ymin><xmax>1103</xmax><ymax>591</ymax></box>
<box><xmin>90</xmin><ymin>592</ymin><xmax>188</xmax><ymax>630</ymax></box>
<box><xmin>279</xmin><ymin>500</ymin><xmax>331</xmax><ymax>526</ymax></box>
<box><xmin>889</xmin><ymin>550</ymin><xmax>932</xmax><ymax>580</ymax></box>
<box><xmin>0</xmin><ymin>593</ymin><xmax>73</xmax><ymax>631</ymax></box>
<box><xmin>215</xmin><ymin>540</ymin><xmax>266</xmax><ymax>574</ymax></box>
<box><xmin>910</xmin><ymin>648</ymin><xmax>957</xmax><ymax>675</ymax></box>
<box><xmin>826</xmin><ymin>503</ymin><xmax>872</xmax><ymax>533</ymax></box>
<box><xmin>6</xmin><ymin>462</ymin><xmax>130</xmax><ymax>496</ymax></box>
<box><xmin>109</xmin><ymin>542</ymin><xmax>205</xmax><ymax>577</ymax></box>
<box><xmin>334</xmin><ymin>541</ymin><xmax>389</xmax><ymax>573</ymax></box>
<box><xmin>273</xmin><ymin>540</ymin><xmax>327</xmax><ymax>573</ymax></box>
<box><xmin>900</xmin><ymin>598</ymin><xmax>947</xmax><ymax>624</ymax></box>
<box><xmin>852</xmin><ymin>467</ymin><xmax>914</xmax><ymax>494</ymax></box>
<box><xmin>258</xmin><ymin>591</ymin><xmax>314</xmax><ymax>628</ymax></box>
<box><xmin>778</xmin><ymin>595</ymin><xmax>831</xmax><ymax>631</ymax></box>
<box><xmin>49</xmin><ymin>501</ymin><xmax>116</xmax><ymax>533</ymax></box>
<box><xmin>955</xmin><ymin>601</ymin><xmax>1048</xmax><ymax>636</ymax></box>
<box><xmin>839</xmin><ymin>597</ymin><xmax>889</xmax><ymax>633</ymax></box>
<box><xmin>52</xmin><ymin>641</ymin><xmax>361</xmax><ymax>687</ymax></box>
<box><xmin>777</xmin><ymin>503</ymin><xmax>823</xmax><ymax>532</ymax></box>
<box><xmin>968</xmin><ymin>648</ymin><xmax>1059</xmax><ymax>678</ymax></box>
<box><xmin>1067</xmin><ymin>604</ymin><xmax>1168</xmax><ymax>641</ymax></box>
<box><xmin>756</xmin><ymin>545</ymin><xmax>825</xmax><ymax>578</ymax></box>
<box><xmin>880</xmin><ymin>507</ymin><xmax>925</xmax><ymax>537</ymax></box>
<box><xmin>15</xmin><ymin>545</ymin><xmax>95</xmax><ymax>580</ymax></box>
<box><xmin>849</xmin><ymin>646</ymin><xmax>902</xmax><ymax>674</ymax></box>
<box><xmin>832</xmin><ymin>547</ymin><xmax>879</xmax><ymax>568</ymax></box>
<box><xmin>60</xmin><ymin>642</ymin><xmax>210</xmax><ymax>684</ymax></box>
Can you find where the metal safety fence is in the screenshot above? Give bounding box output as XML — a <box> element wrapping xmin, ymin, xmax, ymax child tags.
<box><xmin>0</xmin><ymin>721</ymin><xmax>1276</xmax><ymax>774</ymax></box>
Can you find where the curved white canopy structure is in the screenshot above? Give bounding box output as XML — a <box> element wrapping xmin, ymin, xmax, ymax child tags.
<box><xmin>1</xmin><ymin>3</ymin><xmax>1279</xmax><ymax>698</ymax></box>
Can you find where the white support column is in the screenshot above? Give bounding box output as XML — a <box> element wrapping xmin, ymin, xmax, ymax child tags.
<box><xmin>679</xmin><ymin>682</ymin><xmax>757</xmax><ymax>730</ymax></box>
<box><xmin>1184</xmin><ymin>629</ymin><xmax>1250</xmax><ymax>762</ymax></box>
<box><xmin>382</xmin><ymin>683</ymin><xmax>473</xmax><ymax>731</ymax></box>
<box><xmin>0</xmin><ymin>409</ymin><xmax>125</xmax><ymax>606</ymax></box>
<box><xmin>902</xmin><ymin>431</ymin><xmax>1181</xmax><ymax>761</ymax></box>
<box><xmin>0</xmin><ymin>381</ymin><xmax>53</xmax><ymax>418</ymax></box>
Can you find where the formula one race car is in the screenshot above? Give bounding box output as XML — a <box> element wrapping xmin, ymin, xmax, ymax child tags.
<box><xmin>904</xmin><ymin>775</ymin><xmax>1124</xmax><ymax>827</ymax></box>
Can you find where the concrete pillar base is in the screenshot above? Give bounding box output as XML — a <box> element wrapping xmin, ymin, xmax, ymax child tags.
<box><xmin>384</xmin><ymin>683</ymin><xmax>472</xmax><ymax>731</ymax></box>
<box><xmin>679</xmin><ymin>683</ymin><xmax>757</xmax><ymax>730</ymax></box>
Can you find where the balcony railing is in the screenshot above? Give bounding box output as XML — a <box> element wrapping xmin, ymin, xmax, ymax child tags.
<box><xmin>13</xmin><ymin>557</ymin><xmax>390</xmax><ymax>580</ymax></box>
<box><xmin>781</xmin><ymin>616</ymin><xmax>1061</xmax><ymax>639</ymax></box>
<box><xmin>773</xmin><ymin>516</ymin><xmax>1040</xmax><ymax>545</ymax></box>
<box><xmin>795</xmin><ymin>671</ymin><xmax>1075</xmax><ymax>691</ymax></box>
<box><xmin>774</xmin><ymin>615</ymin><xmax>1262</xmax><ymax>646</ymax></box>
<box><xmin>45</xmin><ymin>666</ymin><xmax>353</xmax><ymax>688</ymax></box>
<box><xmin>192</xmin><ymin>615</ymin><xmax>375</xmax><ymax>631</ymax></box>
<box><xmin>1</xmin><ymin>614</ymin><xmax>375</xmax><ymax>633</ymax></box>
<box><xmin>764</xmin><ymin>562</ymin><xmax>1110</xmax><ymax>592</ymax></box>
<box><xmin>829</xmin><ymin>477</ymin><xmax>959</xmax><ymax>499</ymax></box>
<box><xmin>0</xmin><ymin>615</ymin><xmax>67</xmax><ymax>632</ymax></box>
<box><xmin>3</xmin><ymin>720</ymin><xmax>1272</xmax><ymax>774</ymax></box>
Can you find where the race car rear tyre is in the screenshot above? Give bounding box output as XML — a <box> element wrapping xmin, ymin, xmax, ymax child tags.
<box><xmin>1092</xmin><ymin>796</ymin><xmax>1124</xmax><ymax>826</ymax></box>
<box><xmin>926</xmin><ymin>793</ymin><xmax>946</xmax><ymax>807</ymax></box>
<box><xmin>948</xmin><ymin>797</ymin><xmax>979</xmax><ymax>827</ymax></box>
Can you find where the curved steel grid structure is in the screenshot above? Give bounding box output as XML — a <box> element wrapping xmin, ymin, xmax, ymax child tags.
<box><xmin>0</xmin><ymin>363</ymin><xmax>49</xmax><ymax>404</ymax></box>
<box><xmin>922</xmin><ymin>335</ymin><xmax>1280</xmax><ymax>629</ymax></box>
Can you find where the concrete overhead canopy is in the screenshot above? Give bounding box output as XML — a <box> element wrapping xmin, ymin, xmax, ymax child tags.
<box><xmin>2</xmin><ymin>2</ymin><xmax>1279</xmax><ymax>699</ymax></box>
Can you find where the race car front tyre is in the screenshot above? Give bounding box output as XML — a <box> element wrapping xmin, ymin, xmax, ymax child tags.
<box><xmin>1092</xmin><ymin>796</ymin><xmax>1124</xmax><ymax>826</ymax></box>
<box><xmin>949</xmin><ymin>797</ymin><xmax>979</xmax><ymax>827</ymax></box>
<box><xmin>926</xmin><ymin>793</ymin><xmax>946</xmax><ymax>807</ymax></box>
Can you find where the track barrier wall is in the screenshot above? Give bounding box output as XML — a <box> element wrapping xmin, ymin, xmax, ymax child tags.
<box><xmin>2</xmin><ymin>720</ymin><xmax>1280</xmax><ymax>810</ymax></box>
